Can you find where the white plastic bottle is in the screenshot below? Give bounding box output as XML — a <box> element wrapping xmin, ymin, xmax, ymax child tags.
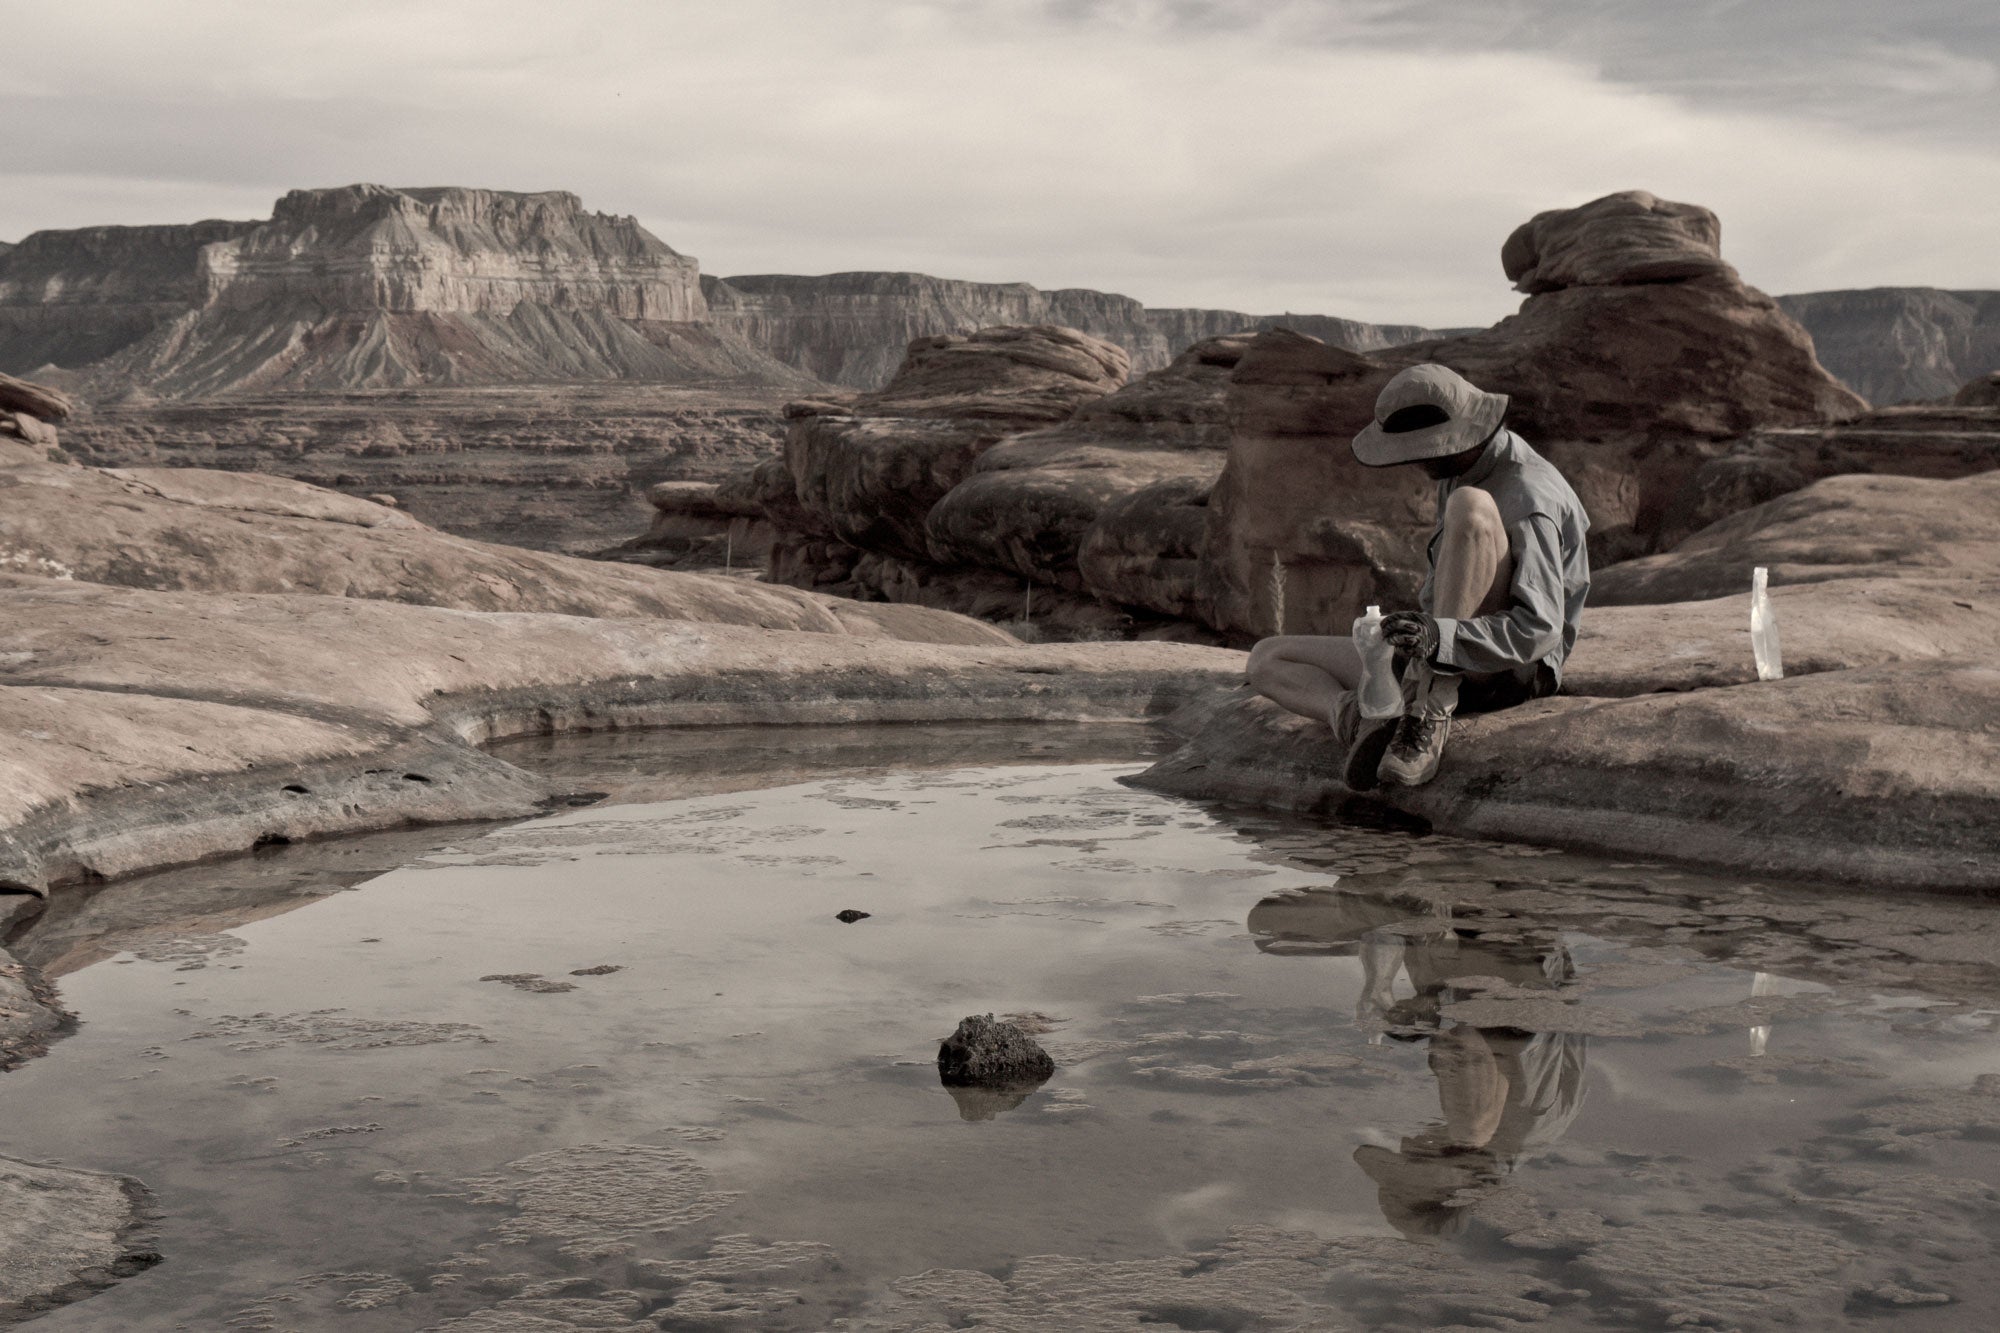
<box><xmin>1750</xmin><ymin>566</ymin><xmax>1784</xmax><ymax>681</ymax></box>
<box><xmin>1353</xmin><ymin>604</ymin><xmax>1404</xmax><ymax>718</ymax></box>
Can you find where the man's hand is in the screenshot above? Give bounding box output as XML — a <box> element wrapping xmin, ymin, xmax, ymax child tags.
<box><xmin>1380</xmin><ymin>610</ymin><xmax>1440</xmax><ymax>663</ymax></box>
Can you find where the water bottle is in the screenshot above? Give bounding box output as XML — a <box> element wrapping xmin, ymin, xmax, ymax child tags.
<box><xmin>1353</xmin><ymin>604</ymin><xmax>1404</xmax><ymax>718</ymax></box>
<box><xmin>1750</xmin><ymin>567</ymin><xmax>1783</xmax><ymax>681</ymax></box>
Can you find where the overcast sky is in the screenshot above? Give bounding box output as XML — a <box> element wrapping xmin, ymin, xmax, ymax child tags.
<box><xmin>3</xmin><ymin>0</ymin><xmax>1995</xmax><ymax>326</ymax></box>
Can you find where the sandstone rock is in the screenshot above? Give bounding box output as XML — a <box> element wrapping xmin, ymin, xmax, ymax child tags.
<box><xmin>1594</xmin><ymin>471</ymin><xmax>2000</xmax><ymax>606</ymax></box>
<box><xmin>1565</xmin><ymin>576</ymin><xmax>2000</xmax><ymax>696</ymax></box>
<box><xmin>924</xmin><ymin>335</ymin><xmax>1241</xmax><ymax>599</ymax></box>
<box><xmin>857</xmin><ymin>323</ymin><xmax>1129</xmax><ymax>422</ymax></box>
<box><xmin>1501</xmin><ymin>190</ymin><xmax>1730</xmax><ymax>294</ymax></box>
<box><xmin>1134</xmin><ymin>664</ymin><xmax>2000</xmax><ymax>891</ymax></box>
<box><xmin>936</xmin><ymin>1014</ymin><xmax>1055</xmax><ymax>1087</ymax></box>
<box><xmin>777</xmin><ymin>326</ymin><xmax>1128</xmax><ymax>562</ymax></box>
<box><xmin>1</xmin><ymin>411</ymin><xmax>58</xmax><ymax>449</ymax></box>
<box><xmin>1957</xmin><ymin>370</ymin><xmax>2000</xmax><ymax>407</ymax></box>
<box><xmin>1658</xmin><ymin>405</ymin><xmax>2000</xmax><ymax>542</ymax></box>
<box><xmin>0</xmin><ymin>187</ymin><xmax>814</xmax><ymax>396</ymax></box>
<box><xmin>0</xmin><ymin>371</ymin><xmax>74</xmax><ymax>422</ymax></box>
<box><xmin>0</xmin><ymin>439</ymin><xmax>1007</xmax><ymax>645</ymax></box>
<box><xmin>1778</xmin><ymin>287</ymin><xmax>2000</xmax><ymax>405</ymax></box>
<box><xmin>0</xmin><ymin>575</ymin><xmax>1242</xmax><ymax>891</ymax></box>
<box><xmin>0</xmin><ymin>1155</ymin><xmax>156</xmax><ymax>1321</ymax></box>
<box><xmin>1194</xmin><ymin>193</ymin><xmax>1866</xmax><ymax>638</ymax></box>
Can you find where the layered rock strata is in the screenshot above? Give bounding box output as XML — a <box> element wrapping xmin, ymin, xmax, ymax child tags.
<box><xmin>702</xmin><ymin>271</ymin><xmax>1445</xmax><ymax>389</ymax></box>
<box><xmin>0</xmin><ymin>186</ymin><xmax>812</xmax><ymax>396</ymax></box>
<box><xmin>1778</xmin><ymin>287</ymin><xmax>2000</xmax><ymax>405</ymax></box>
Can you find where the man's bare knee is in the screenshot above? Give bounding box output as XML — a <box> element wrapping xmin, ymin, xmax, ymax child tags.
<box><xmin>1443</xmin><ymin>486</ymin><xmax>1505</xmax><ymax>546</ymax></box>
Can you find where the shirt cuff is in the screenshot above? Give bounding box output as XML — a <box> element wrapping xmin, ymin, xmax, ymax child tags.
<box><xmin>1432</xmin><ymin>617</ymin><xmax>1465</xmax><ymax>670</ymax></box>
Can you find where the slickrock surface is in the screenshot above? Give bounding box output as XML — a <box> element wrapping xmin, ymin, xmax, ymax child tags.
<box><xmin>0</xmin><ymin>576</ymin><xmax>1237</xmax><ymax>893</ymax></box>
<box><xmin>1595</xmin><ymin>471</ymin><xmax>2000</xmax><ymax>606</ymax></box>
<box><xmin>1778</xmin><ymin>286</ymin><xmax>2000</xmax><ymax>406</ymax></box>
<box><xmin>0</xmin><ymin>1156</ymin><xmax>156</xmax><ymax>1322</ymax></box>
<box><xmin>54</xmin><ymin>384</ymin><xmax>793</xmax><ymax>553</ymax></box>
<box><xmin>1137</xmin><ymin>468</ymin><xmax>2000</xmax><ymax>888</ymax></box>
<box><xmin>0</xmin><ymin>438</ymin><xmax>1008</xmax><ymax>642</ymax></box>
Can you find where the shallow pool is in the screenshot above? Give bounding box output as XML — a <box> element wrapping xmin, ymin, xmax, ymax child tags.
<box><xmin>4</xmin><ymin>726</ymin><xmax>1999</xmax><ymax>1330</ymax></box>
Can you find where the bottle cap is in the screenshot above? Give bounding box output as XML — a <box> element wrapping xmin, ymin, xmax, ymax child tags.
<box><xmin>1366</xmin><ymin>604</ymin><xmax>1381</xmax><ymax>617</ymax></box>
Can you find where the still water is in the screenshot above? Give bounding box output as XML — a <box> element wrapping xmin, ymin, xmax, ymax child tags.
<box><xmin>3</xmin><ymin>724</ymin><xmax>1998</xmax><ymax>1331</ymax></box>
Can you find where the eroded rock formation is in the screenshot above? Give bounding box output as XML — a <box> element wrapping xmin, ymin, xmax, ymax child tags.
<box><xmin>0</xmin><ymin>186</ymin><xmax>812</xmax><ymax>396</ymax></box>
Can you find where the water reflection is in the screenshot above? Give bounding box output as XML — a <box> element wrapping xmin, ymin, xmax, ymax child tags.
<box><xmin>1249</xmin><ymin>887</ymin><xmax>1588</xmax><ymax>1238</ymax></box>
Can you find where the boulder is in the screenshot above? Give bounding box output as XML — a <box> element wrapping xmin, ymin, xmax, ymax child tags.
<box><xmin>937</xmin><ymin>1014</ymin><xmax>1055</xmax><ymax>1087</ymax></box>
<box><xmin>0</xmin><ymin>371</ymin><xmax>74</xmax><ymax>423</ymax></box>
<box><xmin>774</xmin><ymin>325</ymin><xmax>1128</xmax><ymax>564</ymax></box>
<box><xmin>1594</xmin><ymin>471</ymin><xmax>2000</xmax><ymax>606</ymax></box>
<box><xmin>1957</xmin><ymin>371</ymin><xmax>2000</xmax><ymax>407</ymax></box>
<box><xmin>1194</xmin><ymin>192</ymin><xmax>1868</xmax><ymax>638</ymax></box>
<box><xmin>1501</xmin><ymin>191</ymin><xmax>1730</xmax><ymax>294</ymax></box>
<box><xmin>925</xmin><ymin>335</ymin><xmax>1244</xmax><ymax>598</ymax></box>
<box><xmin>1</xmin><ymin>411</ymin><xmax>59</xmax><ymax>449</ymax></box>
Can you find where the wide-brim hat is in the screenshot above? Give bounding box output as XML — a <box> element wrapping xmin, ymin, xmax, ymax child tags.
<box><xmin>1351</xmin><ymin>364</ymin><xmax>1508</xmax><ymax>468</ymax></box>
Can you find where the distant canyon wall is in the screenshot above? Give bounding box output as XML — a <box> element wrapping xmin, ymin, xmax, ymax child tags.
<box><xmin>702</xmin><ymin>270</ymin><xmax>1451</xmax><ymax>389</ymax></box>
<box><xmin>1778</xmin><ymin>288</ymin><xmax>2000</xmax><ymax>406</ymax></box>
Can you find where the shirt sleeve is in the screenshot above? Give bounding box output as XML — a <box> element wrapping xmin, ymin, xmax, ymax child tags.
<box><xmin>1432</xmin><ymin>513</ymin><xmax>1567</xmax><ymax>675</ymax></box>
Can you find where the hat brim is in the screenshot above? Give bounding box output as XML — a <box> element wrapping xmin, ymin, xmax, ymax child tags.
<box><xmin>1351</xmin><ymin>390</ymin><xmax>1508</xmax><ymax>468</ymax></box>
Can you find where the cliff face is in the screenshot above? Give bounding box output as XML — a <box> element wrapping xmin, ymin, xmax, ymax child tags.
<box><xmin>704</xmin><ymin>271</ymin><xmax>1446</xmax><ymax>390</ymax></box>
<box><xmin>0</xmin><ymin>186</ymin><xmax>806</xmax><ymax>396</ymax></box>
<box><xmin>1777</xmin><ymin>288</ymin><xmax>2000</xmax><ymax>406</ymax></box>
<box><xmin>0</xmin><ymin>220</ymin><xmax>260</xmax><ymax>372</ymax></box>
<box><xmin>208</xmin><ymin>185</ymin><xmax>704</xmax><ymax>320</ymax></box>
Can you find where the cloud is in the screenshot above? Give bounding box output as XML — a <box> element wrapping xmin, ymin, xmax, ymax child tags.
<box><xmin>2</xmin><ymin>0</ymin><xmax>1995</xmax><ymax>326</ymax></box>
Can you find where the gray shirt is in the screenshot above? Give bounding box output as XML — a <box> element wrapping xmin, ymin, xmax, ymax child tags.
<box><xmin>1417</xmin><ymin>429</ymin><xmax>1590</xmax><ymax>683</ymax></box>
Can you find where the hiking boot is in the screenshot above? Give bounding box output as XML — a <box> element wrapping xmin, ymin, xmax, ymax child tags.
<box><xmin>1331</xmin><ymin>689</ymin><xmax>1398</xmax><ymax>792</ymax></box>
<box><xmin>1378</xmin><ymin>705</ymin><xmax>1451</xmax><ymax>787</ymax></box>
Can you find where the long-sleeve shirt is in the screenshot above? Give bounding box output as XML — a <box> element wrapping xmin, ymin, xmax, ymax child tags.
<box><xmin>1416</xmin><ymin>430</ymin><xmax>1591</xmax><ymax>683</ymax></box>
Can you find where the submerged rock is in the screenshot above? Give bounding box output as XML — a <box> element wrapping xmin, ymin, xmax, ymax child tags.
<box><xmin>0</xmin><ymin>1155</ymin><xmax>157</xmax><ymax>1321</ymax></box>
<box><xmin>936</xmin><ymin>1013</ymin><xmax>1056</xmax><ymax>1088</ymax></box>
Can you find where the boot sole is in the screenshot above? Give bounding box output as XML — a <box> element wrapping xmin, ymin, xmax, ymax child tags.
<box><xmin>1343</xmin><ymin>718</ymin><xmax>1398</xmax><ymax>791</ymax></box>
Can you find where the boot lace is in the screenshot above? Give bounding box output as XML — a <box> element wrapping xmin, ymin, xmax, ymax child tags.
<box><xmin>1391</xmin><ymin>708</ymin><xmax>1444</xmax><ymax>753</ymax></box>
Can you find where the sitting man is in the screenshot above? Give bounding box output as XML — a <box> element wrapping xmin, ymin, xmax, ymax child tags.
<box><xmin>1246</xmin><ymin>363</ymin><xmax>1590</xmax><ymax>788</ymax></box>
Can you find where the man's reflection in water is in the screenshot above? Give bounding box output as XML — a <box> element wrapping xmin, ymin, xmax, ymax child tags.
<box><xmin>1248</xmin><ymin>888</ymin><xmax>1588</xmax><ymax>1239</ymax></box>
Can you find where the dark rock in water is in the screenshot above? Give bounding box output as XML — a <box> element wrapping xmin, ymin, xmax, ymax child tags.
<box><xmin>568</xmin><ymin>964</ymin><xmax>623</xmax><ymax>976</ymax></box>
<box><xmin>834</xmin><ymin>909</ymin><xmax>871</xmax><ymax>923</ymax></box>
<box><xmin>937</xmin><ymin>1013</ymin><xmax>1056</xmax><ymax>1087</ymax></box>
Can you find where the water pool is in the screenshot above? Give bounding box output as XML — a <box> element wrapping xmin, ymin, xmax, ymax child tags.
<box><xmin>3</xmin><ymin>726</ymin><xmax>1997</xmax><ymax>1330</ymax></box>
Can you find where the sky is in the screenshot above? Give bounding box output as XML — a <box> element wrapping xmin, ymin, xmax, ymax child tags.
<box><xmin>2</xmin><ymin>0</ymin><xmax>1996</xmax><ymax>327</ymax></box>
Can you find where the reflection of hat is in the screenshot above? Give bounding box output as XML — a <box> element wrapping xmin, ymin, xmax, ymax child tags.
<box><xmin>1353</xmin><ymin>1140</ymin><xmax>1489</xmax><ymax>1239</ymax></box>
<box><xmin>1247</xmin><ymin>888</ymin><xmax>1431</xmax><ymax>955</ymax></box>
<box><xmin>1351</xmin><ymin>364</ymin><xmax>1508</xmax><ymax>468</ymax></box>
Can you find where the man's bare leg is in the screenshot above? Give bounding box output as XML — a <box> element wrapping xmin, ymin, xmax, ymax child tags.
<box><xmin>1430</xmin><ymin>486</ymin><xmax>1513</xmax><ymax>619</ymax></box>
<box><xmin>1379</xmin><ymin>485</ymin><xmax>1515</xmax><ymax>788</ymax></box>
<box><xmin>1246</xmin><ymin>635</ymin><xmax>1364</xmax><ymax>724</ymax></box>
